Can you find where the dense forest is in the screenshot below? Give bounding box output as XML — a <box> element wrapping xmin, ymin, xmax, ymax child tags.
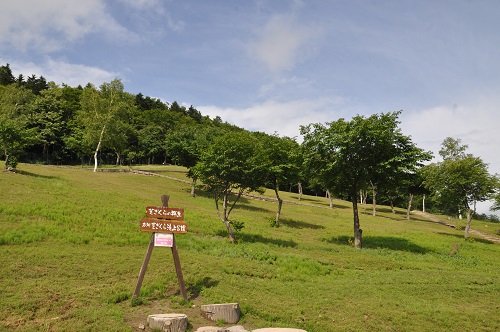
<box><xmin>1</xmin><ymin>63</ymin><xmax>498</xmax><ymax>243</ymax></box>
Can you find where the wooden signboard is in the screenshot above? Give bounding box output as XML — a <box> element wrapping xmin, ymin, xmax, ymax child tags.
<box><xmin>140</xmin><ymin>218</ymin><xmax>187</xmax><ymax>233</ymax></box>
<box><xmin>145</xmin><ymin>207</ymin><xmax>184</xmax><ymax>220</ymax></box>
<box><xmin>133</xmin><ymin>195</ymin><xmax>188</xmax><ymax>301</ymax></box>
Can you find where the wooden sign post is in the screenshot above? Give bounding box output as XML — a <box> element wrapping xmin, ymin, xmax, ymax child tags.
<box><xmin>133</xmin><ymin>195</ymin><xmax>188</xmax><ymax>301</ymax></box>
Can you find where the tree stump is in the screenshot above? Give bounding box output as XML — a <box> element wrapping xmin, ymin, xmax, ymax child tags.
<box><xmin>147</xmin><ymin>313</ymin><xmax>188</xmax><ymax>332</ymax></box>
<box><xmin>252</xmin><ymin>329</ymin><xmax>307</xmax><ymax>332</ymax></box>
<box><xmin>194</xmin><ymin>326</ymin><xmax>248</xmax><ymax>332</ymax></box>
<box><xmin>200</xmin><ymin>303</ymin><xmax>241</xmax><ymax>324</ymax></box>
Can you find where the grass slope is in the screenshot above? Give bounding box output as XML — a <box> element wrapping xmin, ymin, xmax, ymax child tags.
<box><xmin>0</xmin><ymin>164</ymin><xmax>499</xmax><ymax>331</ymax></box>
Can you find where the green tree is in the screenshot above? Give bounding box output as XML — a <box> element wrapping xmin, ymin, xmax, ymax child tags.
<box><xmin>0</xmin><ymin>64</ymin><xmax>16</xmax><ymax>85</ymax></box>
<box><xmin>24</xmin><ymin>75</ymin><xmax>48</xmax><ymax>95</ymax></box>
<box><xmin>439</xmin><ymin>137</ymin><xmax>469</xmax><ymax>160</ymax></box>
<box><xmin>165</xmin><ymin>124</ymin><xmax>216</xmax><ymax>196</ymax></box>
<box><xmin>301</xmin><ymin>112</ymin><xmax>426</xmax><ymax>248</ymax></box>
<box><xmin>493</xmin><ymin>193</ymin><xmax>500</xmax><ymax>211</ymax></box>
<box><xmin>27</xmin><ymin>85</ymin><xmax>67</xmax><ymax>163</ymax></box>
<box><xmin>0</xmin><ymin>85</ymin><xmax>36</xmax><ymax>169</ymax></box>
<box><xmin>259</xmin><ymin>133</ymin><xmax>301</xmax><ymax>226</ymax></box>
<box><xmin>423</xmin><ymin>139</ymin><xmax>497</xmax><ymax>238</ymax></box>
<box><xmin>190</xmin><ymin>131</ymin><xmax>265</xmax><ymax>243</ymax></box>
<box><xmin>78</xmin><ymin>79</ymin><xmax>135</xmax><ymax>171</ymax></box>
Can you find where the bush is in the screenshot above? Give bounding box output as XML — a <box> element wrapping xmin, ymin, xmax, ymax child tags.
<box><xmin>229</xmin><ymin>220</ymin><xmax>245</xmax><ymax>233</ymax></box>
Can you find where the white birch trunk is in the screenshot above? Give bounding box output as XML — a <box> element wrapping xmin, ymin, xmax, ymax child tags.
<box><xmin>406</xmin><ymin>193</ymin><xmax>413</xmax><ymax>220</ymax></box>
<box><xmin>326</xmin><ymin>190</ymin><xmax>333</xmax><ymax>208</ymax></box>
<box><xmin>93</xmin><ymin>125</ymin><xmax>106</xmax><ymax>172</ymax></box>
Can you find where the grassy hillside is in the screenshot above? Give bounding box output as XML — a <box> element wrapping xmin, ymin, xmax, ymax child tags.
<box><xmin>1</xmin><ymin>164</ymin><xmax>499</xmax><ymax>331</ymax></box>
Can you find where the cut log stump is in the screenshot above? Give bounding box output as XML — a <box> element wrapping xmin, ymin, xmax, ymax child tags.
<box><xmin>252</xmin><ymin>329</ymin><xmax>307</xmax><ymax>332</ymax></box>
<box><xmin>200</xmin><ymin>303</ymin><xmax>241</xmax><ymax>324</ymax></box>
<box><xmin>194</xmin><ymin>326</ymin><xmax>248</xmax><ymax>332</ymax></box>
<box><xmin>147</xmin><ymin>313</ymin><xmax>188</xmax><ymax>332</ymax></box>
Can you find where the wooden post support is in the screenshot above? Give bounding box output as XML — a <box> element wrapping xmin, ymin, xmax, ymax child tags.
<box><xmin>133</xmin><ymin>233</ymin><xmax>155</xmax><ymax>299</ymax></box>
<box><xmin>171</xmin><ymin>235</ymin><xmax>188</xmax><ymax>301</ymax></box>
<box><xmin>162</xmin><ymin>196</ymin><xmax>188</xmax><ymax>302</ymax></box>
<box><xmin>133</xmin><ymin>194</ymin><xmax>188</xmax><ymax>301</ymax></box>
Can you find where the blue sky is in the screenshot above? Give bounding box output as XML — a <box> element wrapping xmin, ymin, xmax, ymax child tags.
<box><xmin>1</xmin><ymin>0</ymin><xmax>499</xmax><ymax>211</ymax></box>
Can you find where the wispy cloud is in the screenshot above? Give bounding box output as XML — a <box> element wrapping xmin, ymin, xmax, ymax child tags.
<box><xmin>401</xmin><ymin>99</ymin><xmax>500</xmax><ymax>174</ymax></box>
<box><xmin>248</xmin><ymin>14</ymin><xmax>320</xmax><ymax>73</ymax></box>
<box><xmin>4</xmin><ymin>58</ymin><xmax>119</xmax><ymax>87</ymax></box>
<box><xmin>0</xmin><ymin>0</ymin><xmax>132</xmax><ymax>53</ymax></box>
<box><xmin>199</xmin><ymin>98</ymin><xmax>336</xmax><ymax>138</ymax></box>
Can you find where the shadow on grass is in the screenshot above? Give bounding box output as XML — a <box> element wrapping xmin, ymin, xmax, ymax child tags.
<box><xmin>280</xmin><ymin>218</ymin><xmax>325</xmax><ymax>230</ymax></box>
<box><xmin>289</xmin><ymin>196</ymin><xmax>351</xmax><ymax>209</ymax></box>
<box><xmin>436</xmin><ymin>232</ymin><xmax>495</xmax><ymax>244</ymax></box>
<box><xmin>15</xmin><ymin>169</ymin><xmax>59</xmax><ymax>179</ymax></box>
<box><xmin>324</xmin><ymin>235</ymin><xmax>431</xmax><ymax>253</ymax></box>
<box><xmin>234</xmin><ymin>203</ymin><xmax>271</xmax><ymax>213</ymax></box>
<box><xmin>215</xmin><ymin>230</ymin><xmax>297</xmax><ymax>248</ymax></box>
<box><xmin>187</xmin><ymin>277</ymin><xmax>219</xmax><ymax>300</ymax></box>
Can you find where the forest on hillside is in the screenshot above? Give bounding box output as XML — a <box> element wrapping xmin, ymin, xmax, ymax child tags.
<box><xmin>1</xmin><ymin>63</ymin><xmax>499</xmax><ymax>235</ymax></box>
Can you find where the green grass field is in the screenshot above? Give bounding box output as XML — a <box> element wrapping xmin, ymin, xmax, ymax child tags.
<box><xmin>1</xmin><ymin>164</ymin><xmax>499</xmax><ymax>331</ymax></box>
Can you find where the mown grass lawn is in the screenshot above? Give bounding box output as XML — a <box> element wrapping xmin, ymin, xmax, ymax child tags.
<box><xmin>1</xmin><ymin>164</ymin><xmax>499</xmax><ymax>331</ymax></box>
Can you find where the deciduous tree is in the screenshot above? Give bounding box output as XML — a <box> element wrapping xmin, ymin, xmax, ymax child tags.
<box><xmin>423</xmin><ymin>139</ymin><xmax>497</xmax><ymax>238</ymax></box>
<box><xmin>78</xmin><ymin>80</ymin><xmax>135</xmax><ymax>171</ymax></box>
<box><xmin>301</xmin><ymin>112</ymin><xmax>427</xmax><ymax>248</ymax></box>
<box><xmin>190</xmin><ymin>131</ymin><xmax>265</xmax><ymax>242</ymax></box>
<box><xmin>258</xmin><ymin>133</ymin><xmax>301</xmax><ymax>226</ymax></box>
<box><xmin>0</xmin><ymin>85</ymin><xmax>36</xmax><ymax>169</ymax></box>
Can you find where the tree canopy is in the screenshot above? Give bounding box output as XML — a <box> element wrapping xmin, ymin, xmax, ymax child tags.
<box><xmin>423</xmin><ymin>138</ymin><xmax>498</xmax><ymax>238</ymax></box>
<box><xmin>190</xmin><ymin>130</ymin><xmax>265</xmax><ymax>242</ymax></box>
<box><xmin>301</xmin><ymin>112</ymin><xmax>430</xmax><ymax>248</ymax></box>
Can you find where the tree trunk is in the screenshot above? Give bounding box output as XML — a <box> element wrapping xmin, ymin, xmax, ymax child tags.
<box><xmin>359</xmin><ymin>190</ymin><xmax>367</xmax><ymax>204</ymax></box>
<box><xmin>422</xmin><ymin>194</ymin><xmax>426</xmax><ymax>213</ymax></box>
<box><xmin>371</xmin><ymin>184</ymin><xmax>377</xmax><ymax>216</ymax></box>
<box><xmin>93</xmin><ymin>125</ymin><xmax>106</xmax><ymax>172</ymax></box>
<box><xmin>352</xmin><ymin>194</ymin><xmax>362</xmax><ymax>249</ymax></box>
<box><xmin>406</xmin><ymin>193</ymin><xmax>413</xmax><ymax>220</ymax></box>
<box><xmin>115</xmin><ymin>151</ymin><xmax>120</xmax><ymax>166</ymax></box>
<box><xmin>464</xmin><ymin>208</ymin><xmax>473</xmax><ymax>239</ymax></box>
<box><xmin>298</xmin><ymin>182</ymin><xmax>303</xmax><ymax>201</ymax></box>
<box><xmin>222</xmin><ymin>192</ymin><xmax>235</xmax><ymax>243</ymax></box>
<box><xmin>390</xmin><ymin>201</ymin><xmax>395</xmax><ymax>214</ymax></box>
<box><xmin>326</xmin><ymin>190</ymin><xmax>333</xmax><ymax>208</ymax></box>
<box><xmin>190</xmin><ymin>178</ymin><xmax>196</xmax><ymax>197</ymax></box>
<box><xmin>274</xmin><ymin>186</ymin><xmax>283</xmax><ymax>226</ymax></box>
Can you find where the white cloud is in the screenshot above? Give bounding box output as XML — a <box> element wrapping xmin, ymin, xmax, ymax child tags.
<box><xmin>0</xmin><ymin>0</ymin><xmax>131</xmax><ymax>53</ymax></box>
<box><xmin>401</xmin><ymin>102</ymin><xmax>500</xmax><ymax>174</ymax></box>
<box><xmin>5</xmin><ymin>59</ymin><xmax>118</xmax><ymax>87</ymax></box>
<box><xmin>401</xmin><ymin>99</ymin><xmax>500</xmax><ymax>214</ymax></box>
<box><xmin>249</xmin><ymin>14</ymin><xmax>319</xmax><ymax>73</ymax></box>
<box><xmin>199</xmin><ymin>98</ymin><xmax>335</xmax><ymax>139</ymax></box>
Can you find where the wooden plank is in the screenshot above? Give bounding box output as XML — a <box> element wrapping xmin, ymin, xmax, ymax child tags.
<box><xmin>171</xmin><ymin>235</ymin><xmax>188</xmax><ymax>301</ymax></box>
<box><xmin>145</xmin><ymin>206</ymin><xmax>184</xmax><ymax>220</ymax></box>
<box><xmin>133</xmin><ymin>233</ymin><xmax>155</xmax><ymax>299</ymax></box>
<box><xmin>140</xmin><ymin>218</ymin><xmax>188</xmax><ymax>233</ymax></box>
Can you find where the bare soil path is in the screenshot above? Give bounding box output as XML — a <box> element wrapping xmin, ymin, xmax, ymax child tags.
<box><xmin>412</xmin><ymin>211</ymin><xmax>500</xmax><ymax>244</ymax></box>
